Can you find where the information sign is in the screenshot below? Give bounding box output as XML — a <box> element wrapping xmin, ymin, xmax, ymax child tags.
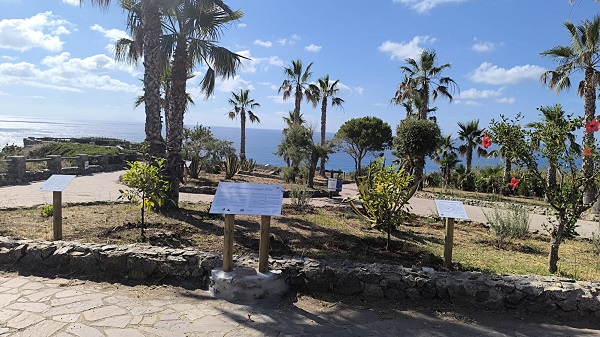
<box><xmin>38</xmin><ymin>175</ymin><xmax>76</xmax><ymax>192</ymax></box>
<box><xmin>209</xmin><ymin>182</ymin><xmax>284</xmax><ymax>216</ymax></box>
<box><xmin>327</xmin><ymin>178</ymin><xmax>337</xmax><ymax>191</ymax></box>
<box><xmin>434</xmin><ymin>200</ymin><xmax>469</xmax><ymax>219</ymax></box>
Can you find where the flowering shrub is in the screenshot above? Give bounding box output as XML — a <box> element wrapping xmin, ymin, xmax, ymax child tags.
<box><xmin>509</xmin><ymin>177</ymin><xmax>519</xmax><ymax>189</ymax></box>
<box><xmin>585</xmin><ymin>119</ymin><xmax>599</xmax><ymax>133</ymax></box>
<box><xmin>481</xmin><ymin>131</ymin><xmax>492</xmax><ymax>149</ymax></box>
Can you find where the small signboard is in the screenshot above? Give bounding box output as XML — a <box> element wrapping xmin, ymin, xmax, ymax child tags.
<box><xmin>327</xmin><ymin>178</ymin><xmax>337</xmax><ymax>192</ymax></box>
<box><xmin>38</xmin><ymin>175</ymin><xmax>76</xmax><ymax>192</ymax></box>
<box><xmin>209</xmin><ymin>182</ymin><xmax>284</xmax><ymax>216</ymax></box>
<box><xmin>434</xmin><ymin>200</ymin><xmax>468</xmax><ymax>219</ymax></box>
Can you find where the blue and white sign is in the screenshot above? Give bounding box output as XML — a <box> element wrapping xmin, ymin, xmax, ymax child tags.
<box><xmin>209</xmin><ymin>182</ymin><xmax>284</xmax><ymax>216</ymax></box>
<box><xmin>434</xmin><ymin>200</ymin><xmax>469</xmax><ymax>219</ymax></box>
<box><xmin>38</xmin><ymin>175</ymin><xmax>76</xmax><ymax>192</ymax></box>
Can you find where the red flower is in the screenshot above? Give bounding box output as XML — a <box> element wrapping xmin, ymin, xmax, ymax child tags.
<box><xmin>509</xmin><ymin>177</ymin><xmax>520</xmax><ymax>189</ymax></box>
<box><xmin>584</xmin><ymin>148</ymin><xmax>593</xmax><ymax>157</ymax></box>
<box><xmin>481</xmin><ymin>131</ymin><xmax>492</xmax><ymax>149</ymax></box>
<box><xmin>585</xmin><ymin>119</ymin><xmax>600</xmax><ymax>133</ymax></box>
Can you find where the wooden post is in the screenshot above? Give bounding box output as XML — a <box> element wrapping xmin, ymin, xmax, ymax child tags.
<box><xmin>443</xmin><ymin>217</ymin><xmax>455</xmax><ymax>269</ymax></box>
<box><xmin>223</xmin><ymin>214</ymin><xmax>235</xmax><ymax>272</ymax></box>
<box><xmin>53</xmin><ymin>191</ymin><xmax>62</xmax><ymax>240</ymax></box>
<box><xmin>259</xmin><ymin>216</ymin><xmax>271</xmax><ymax>273</ymax></box>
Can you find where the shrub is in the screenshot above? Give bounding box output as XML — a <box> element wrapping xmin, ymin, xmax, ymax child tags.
<box><xmin>281</xmin><ymin>166</ymin><xmax>297</xmax><ymax>183</ymax></box>
<box><xmin>118</xmin><ymin>158</ymin><xmax>169</xmax><ymax>239</ymax></box>
<box><xmin>41</xmin><ymin>205</ymin><xmax>53</xmax><ymax>217</ymax></box>
<box><xmin>241</xmin><ymin>158</ymin><xmax>256</xmax><ymax>172</ymax></box>
<box><xmin>289</xmin><ymin>184</ymin><xmax>313</xmax><ymax>209</ymax></box>
<box><xmin>348</xmin><ymin>157</ymin><xmax>416</xmax><ymax>250</ymax></box>
<box><xmin>591</xmin><ymin>223</ymin><xmax>600</xmax><ymax>255</ymax></box>
<box><xmin>187</xmin><ymin>156</ymin><xmax>201</xmax><ymax>179</ymax></box>
<box><xmin>223</xmin><ymin>154</ymin><xmax>241</xmax><ymax>179</ymax></box>
<box><xmin>483</xmin><ymin>205</ymin><xmax>530</xmax><ymax>248</ymax></box>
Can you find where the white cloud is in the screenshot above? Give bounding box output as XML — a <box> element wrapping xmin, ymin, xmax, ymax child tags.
<box><xmin>378</xmin><ymin>36</ymin><xmax>436</xmax><ymax>60</ymax></box>
<box><xmin>497</xmin><ymin>97</ymin><xmax>515</xmax><ymax>104</ymax></box>
<box><xmin>462</xmin><ymin>100</ymin><xmax>483</xmax><ymax>106</ymax></box>
<box><xmin>472</xmin><ymin>41</ymin><xmax>495</xmax><ymax>53</ymax></box>
<box><xmin>0</xmin><ymin>53</ymin><xmax>140</xmax><ymax>93</ymax></box>
<box><xmin>61</xmin><ymin>0</ymin><xmax>80</xmax><ymax>5</ymax></box>
<box><xmin>469</xmin><ymin>62</ymin><xmax>546</xmax><ymax>85</ymax></box>
<box><xmin>459</xmin><ymin>88</ymin><xmax>504</xmax><ymax>99</ymax></box>
<box><xmin>393</xmin><ymin>0</ymin><xmax>466</xmax><ymax>13</ymax></box>
<box><xmin>276</xmin><ymin>38</ymin><xmax>287</xmax><ymax>45</ymax></box>
<box><xmin>216</xmin><ymin>75</ymin><xmax>254</xmax><ymax>93</ymax></box>
<box><xmin>1</xmin><ymin>55</ymin><xmax>17</xmax><ymax>61</ymax></box>
<box><xmin>237</xmin><ymin>23</ymin><xmax>247</xmax><ymax>28</ymax></box>
<box><xmin>0</xmin><ymin>12</ymin><xmax>72</xmax><ymax>52</ymax></box>
<box><xmin>268</xmin><ymin>95</ymin><xmax>287</xmax><ymax>104</ymax></box>
<box><xmin>0</xmin><ymin>89</ymin><xmax>8</xmax><ymax>96</ymax></box>
<box><xmin>237</xmin><ymin>50</ymin><xmax>283</xmax><ymax>73</ymax></box>
<box><xmin>355</xmin><ymin>87</ymin><xmax>364</xmax><ymax>95</ymax></box>
<box><xmin>277</xmin><ymin>34</ymin><xmax>301</xmax><ymax>46</ymax></box>
<box><xmin>304</xmin><ymin>44</ymin><xmax>322</xmax><ymax>52</ymax></box>
<box><xmin>90</xmin><ymin>24</ymin><xmax>129</xmax><ymax>42</ymax></box>
<box><xmin>254</xmin><ymin>39</ymin><xmax>272</xmax><ymax>48</ymax></box>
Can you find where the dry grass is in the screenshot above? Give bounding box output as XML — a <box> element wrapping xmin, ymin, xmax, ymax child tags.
<box><xmin>1</xmin><ymin>201</ymin><xmax>598</xmax><ymax>281</ymax></box>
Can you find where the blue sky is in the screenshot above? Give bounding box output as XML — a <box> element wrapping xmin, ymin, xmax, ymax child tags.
<box><xmin>0</xmin><ymin>0</ymin><xmax>598</xmax><ymax>138</ymax></box>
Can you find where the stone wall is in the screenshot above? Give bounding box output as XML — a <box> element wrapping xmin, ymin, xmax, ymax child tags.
<box><xmin>0</xmin><ymin>154</ymin><xmax>136</xmax><ymax>186</ymax></box>
<box><xmin>0</xmin><ymin>236</ymin><xmax>598</xmax><ymax>317</ymax></box>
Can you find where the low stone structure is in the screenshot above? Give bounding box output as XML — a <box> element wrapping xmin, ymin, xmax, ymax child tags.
<box><xmin>0</xmin><ymin>236</ymin><xmax>598</xmax><ymax>318</ymax></box>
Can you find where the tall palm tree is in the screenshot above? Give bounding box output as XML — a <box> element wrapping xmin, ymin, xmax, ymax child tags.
<box><xmin>457</xmin><ymin>119</ymin><xmax>487</xmax><ymax>172</ymax></box>
<box><xmin>84</xmin><ymin>0</ymin><xmax>164</xmax><ymax>159</ymax></box>
<box><xmin>391</xmin><ymin>50</ymin><xmax>458</xmax><ymax>188</ymax></box>
<box><xmin>279</xmin><ymin>59</ymin><xmax>315</xmax><ymax>125</ymax></box>
<box><xmin>540</xmin><ymin>15</ymin><xmax>600</xmax><ymax>206</ymax></box>
<box><xmin>307</xmin><ymin>75</ymin><xmax>344</xmax><ymax>175</ymax></box>
<box><xmin>434</xmin><ymin>135</ymin><xmax>460</xmax><ymax>188</ymax></box>
<box><xmin>160</xmin><ymin>0</ymin><xmax>243</xmax><ymax>208</ymax></box>
<box><xmin>391</xmin><ymin>50</ymin><xmax>458</xmax><ymax>120</ymax></box>
<box><xmin>228</xmin><ymin>89</ymin><xmax>260</xmax><ymax>161</ymax></box>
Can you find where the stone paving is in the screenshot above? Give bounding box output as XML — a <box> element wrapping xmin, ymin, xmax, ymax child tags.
<box><xmin>1</xmin><ymin>272</ymin><xmax>599</xmax><ymax>336</ymax></box>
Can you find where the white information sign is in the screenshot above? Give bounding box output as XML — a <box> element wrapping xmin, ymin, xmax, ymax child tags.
<box><xmin>434</xmin><ymin>200</ymin><xmax>469</xmax><ymax>219</ymax></box>
<box><xmin>38</xmin><ymin>175</ymin><xmax>76</xmax><ymax>192</ymax></box>
<box><xmin>209</xmin><ymin>182</ymin><xmax>284</xmax><ymax>216</ymax></box>
<box><xmin>327</xmin><ymin>178</ymin><xmax>337</xmax><ymax>192</ymax></box>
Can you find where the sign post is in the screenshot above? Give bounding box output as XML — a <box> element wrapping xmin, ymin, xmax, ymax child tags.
<box><xmin>210</xmin><ymin>182</ymin><xmax>284</xmax><ymax>273</ymax></box>
<box><xmin>39</xmin><ymin>175</ymin><xmax>76</xmax><ymax>241</ymax></box>
<box><xmin>434</xmin><ymin>200</ymin><xmax>468</xmax><ymax>269</ymax></box>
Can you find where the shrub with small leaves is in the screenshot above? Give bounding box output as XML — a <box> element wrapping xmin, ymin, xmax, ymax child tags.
<box><xmin>41</xmin><ymin>204</ymin><xmax>53</xmax><ymax>217</ymax></box>
<box><xmin>289</xmin><ymin>184</ymin><xmax>312</xmax><ymax>209</ymax></box>
<box><xmin>483</xmin><ymin>205</ymin><xmax>530</xmax><ymax>248</ymax></box>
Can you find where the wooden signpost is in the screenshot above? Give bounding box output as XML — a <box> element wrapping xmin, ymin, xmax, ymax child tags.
<box><xmin>434</xmin><ymin>200</ymin><xmax>468</xmax><ymax>269</ymax></box>
<box><xmin>209</xmin><ymin>182</ymin><xmax>284</xmax><ymax>273</ymax></box>
<box><xmin>38</xmin><ymin>174</ymin><xmax>76</xmax><ymax>241</ymax></box>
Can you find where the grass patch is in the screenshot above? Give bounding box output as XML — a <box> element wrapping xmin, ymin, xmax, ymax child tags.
<box><xmin>0</xmin><ymin>202</ymin><xmax>598</xmax><ymax>281</ymax></box>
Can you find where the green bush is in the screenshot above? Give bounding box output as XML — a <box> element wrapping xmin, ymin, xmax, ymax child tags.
<box><xmin>41</xmin><ymin>205</ymin><xmax>53</xmax><ymax>217</ymax></box>
<box><xmin>591</xmin><ymin>223</ymin><xmax>600</xmax><ymax>255</ymax></box>
<box><xmin>289</xmin><ymin>184</ymin><xmax>313</xmax><ymax>209</ymax></box>
<box><xmin>483</xmin><ymin>206</ymin><xmax>530</xmax><ymax>248</ymax></box>
<box><xmin>241</xmin><ymin>158</ymin><xmax>256</xmax><ymax>172</ymax></box>
<box><xmin>223</xmin><ymin>154</ymin><xmax>241</xmax><ymax>179</ymax></box>
<box><xmin>118</xmin><ymin>158</ymin><xmax>169</xmax><ymax>239</ymax></box>
<box><xmin>187</xmin><ymin>156</ymin><xmax>202</xmax><ymax>179</ymax></box>
<box><xmin>28</xmin><ymin>142</ymin><xmax>132</xmax><ymax>158</ymax></box>
<box><xmin>348</xmin><ymin>157</ymin><xmax>416</xmax><ymax>250</ymax></box>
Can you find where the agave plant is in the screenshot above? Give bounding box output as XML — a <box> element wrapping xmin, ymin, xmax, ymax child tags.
<box><xmin>223</xmin><ymin>154</ymin><xmax>241</xmax><ymax>179</ymax></box>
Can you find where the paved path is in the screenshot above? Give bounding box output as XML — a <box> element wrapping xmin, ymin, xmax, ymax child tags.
<box><xmin>0</xmin><ymin>171</ymin><xmax>597</xmax><ymax>237</ymax></box>
<box><xmin>0</xmin><ymin>272</ymin><xmax>599</xmax><ymax>336</ymax></box>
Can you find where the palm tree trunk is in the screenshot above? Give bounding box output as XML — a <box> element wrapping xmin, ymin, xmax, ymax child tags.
<box><xmin>415</xmin><ymin>154</ymin><xmax>425</xmax><ymax>190</ymax></box>
<box><xmin>502</xmin><ymin>157</ymin><xmax>512</xmax><ymax>195</ymax></box>
<box><xmin>582</xmin><ymin>68</ymin><xmax>598</xmax><ymax>211</ymax></box>
<box><xmin>141</xmin><ymin>0</ymin><xmax>165</xmax><ymax>159</ymax></box>
<box><xmin>319</xmin><ymin>97</ymin><xmax>328</xmax><ymax>176</ymax></box>
<box><xmin>165</xmin><ymin>35</ymin><xmax>188</xmax><ymax>209</ymax></box>
<box><xmin>466</xmin><ymin>147</ymin><xmax>473</xmax><ymax>172</ymax></box>
<box><xmin>294</xmin><ymin>86</ymin><xmax>302</xmax><ymax>125</ymax></box>
<box><xmin>240</xmin><ymin>110</ymin><xmax>246</xmax><ymax>161</ymax></box>
<box><xmin>418</xmin><ymin>84</ymin><xmax>429</xmax><ymax>120</ymax></box>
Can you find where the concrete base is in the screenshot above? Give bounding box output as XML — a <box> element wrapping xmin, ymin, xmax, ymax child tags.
<box><xmin>209</xmin><ymin>267</ymin><xmax>288</xmax><ymax>301</ymax></box>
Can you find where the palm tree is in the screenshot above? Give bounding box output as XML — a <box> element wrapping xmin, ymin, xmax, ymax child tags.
<box><xmin>434</xmin><ymin>135</ymin><xmax>460</xmax><ymax>188</ymax></box>
<box><xmin>457</xmin><ymin>120</ymin><xmax>487</xmax><ymax>172</ymax></box>
<box><xmin>112</xmin><ymin>0</ymin><xmax>165</xmax><ymax>159</ymax></box>
<box><xmin>391</xmin><ymin>50</ymin><xmax>458</xmax><ymax>120</ymax></box>
<box><xmin>307</xmin><ymin>75</ymin><xmax>344</xmax><ymax>175</ymax></box>
<box><xmin>160</xmin><ymin>0</ymin><xmax>243</xmax><ymax>208</ymax></box>
<box><xmin>228</xmin><ymin>89</ymin><xmax>260</xmax><ymax>161</ymax></box>
<box><xmin>279</xmin><ymin>59</ymin><xmax>315</xmax><ymax>125</ymax></box>
<box><xmin>540</xmin><ymin>15</ymin><xmax>600</xmax><ymax>206</ymax></box>
<box><xmin>391</xmin><ymin>50</ymin><xmax>458</xmax><ymax>188</ymax></box>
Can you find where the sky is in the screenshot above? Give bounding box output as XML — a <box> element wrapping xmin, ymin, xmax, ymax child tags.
<box><xmin>0</xmin><ymin>0</ymin><xmax>598</xmax><ymax>138</ymax></box>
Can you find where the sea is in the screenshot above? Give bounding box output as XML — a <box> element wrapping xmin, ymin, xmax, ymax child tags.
<box><xmin>0</xmin><ymin>115</ymin><xmax>501</xmax><ymax>173</ymax></box>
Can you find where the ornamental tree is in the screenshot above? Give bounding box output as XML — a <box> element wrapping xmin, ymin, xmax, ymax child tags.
<box><xmin>489</xmin><ymin>110</ymin><xmax>600</xmax><ymax>273</ymax></box>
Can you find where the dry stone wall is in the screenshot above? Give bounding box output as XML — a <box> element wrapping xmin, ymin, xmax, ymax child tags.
<box><xmin>0</xmin><ymin>236</ymin><xmax>598</xmax><ymax>318</ymax></box>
